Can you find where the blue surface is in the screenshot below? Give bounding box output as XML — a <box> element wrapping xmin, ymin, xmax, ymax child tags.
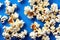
<box><xmin>0</xmin><ymin>0</ymin><xmax>60</xmax><ymax>40</ymax></box>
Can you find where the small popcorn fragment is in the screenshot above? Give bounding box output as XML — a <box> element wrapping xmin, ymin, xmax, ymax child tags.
<box><xmin>0</xmin><ymin>16</ymin><xmax>8</xmax><ymax>23</ymax></box>
<box><xmin>18</xmin><ymin>0</ymin><xmax>22</xmax><ymax>2</ymax></box>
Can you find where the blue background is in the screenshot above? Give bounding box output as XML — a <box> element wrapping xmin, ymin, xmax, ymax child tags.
<box><xmin>0</xmin><ymin>0</ymin><xmax>60</xmax><ymax>40</ymax></box>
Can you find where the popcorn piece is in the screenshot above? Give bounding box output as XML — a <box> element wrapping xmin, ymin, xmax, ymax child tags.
<box><xmin>43</xmin><ymin>8</ymin><xmax>50</xmax><ymax>14</ymax></box>
<box><xmin>55</xmin><ymin>36</ymin><xmax>60</xmax><ymax>40</ymax></box>
<box><xmin>31</xmin><ymin>22</ymin><xmax>40</xmax><ymax>30</ymax></box>
<box><xmin>50</xmin><ymin>19</ymin><xmax>56</xmax><ymax>25</ymax></box>
<box><xmin>18</xmin><ymin>0</ymin><xmax>22</xmax><ymax>2</ymax></box>
<box><xmin>24</xmin><ymin>6</ymin><xmax>31</xmax><ymax>15</ymax></box>
<box><xmin>29</xmin><ymin>31</ymin><xmax>37</xmax><ymax>39</ymax></box>
<box><xmin>5</xmin><ymin>0</ymin><xmax>10</xmax><ymax>6</ymax></box>
<box><xmin>0</xmin><ymin>2</ymin><xmax>3</xmax><ymax>7</ymax></box>
<box><xmin>11</xmin><ymin>12</ymin><xmax>19</xmax><ymax>19</ymax></box>
<box><xmin>5</xmin><ymin>4</ymin><xmax>17</xmax><ymax>15</ymax></box>
<box><xmin>12</xmin><ymin>4</ymin><xmax>17</xmax><ymax>9</ymax></box>
<box><xmin>42</xmin><ymin>35</ymin><xmax>50</xmax><ymax>40</ymax></box>
<box><xmin>55</xmin><ymin>15</ymin><xmax>60</xmax><ymax>23</ymax></box>
<box><xmin>51</xmin><ymin>3</ymin><xmax>58</xmax><ymax>12</ymax></box>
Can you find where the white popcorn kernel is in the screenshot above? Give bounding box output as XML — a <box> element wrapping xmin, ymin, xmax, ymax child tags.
<box><xmin>29</xmin><ymin>31</ymin><xmax>37</xmax><ymax>39</ymax></box>
<box><xmin>42</xmin><ymin>35</ymin><xmax>50</xmax><ymax>40</ymax></box>
<box><xmin>50</xmin><ymin>19</ymin><xmax>56</xmax><ymax>24</ymax></box>
<box><xmin>18</xmin><ymin>0</ymin><xmax>22</xmax><ymax>2</ymax></box>
<box><xmin>51</xmin><ymin>3</ymin><xmax>58</xmax><ymax>12</ymax></box>
<box><xmin>0</xmin><ymin>2</ymin><xmax>3</xmax><ymax>7</ymax></box>
<box><xmin>24</xmin><ymin>6</ymin><xmax>31</xmax><ymax>15</ymax></box>
<box><xmin>36</xmin><ymin>14</ymin><xmax>42</xmax><ymax>20</ymax></box>
<box><xmin>11</xmin><ymin>12</ymin><xmax>19</xmax><ymax>19</ymax></box>
<box><xmin>44</xmin><ymin>8</ymin><xmax>50</xmax><ymax>14</ymax></box>
<box><xmin>6</xmin><ymin>6</ymin><xmax>14</xmax><ymax>14</ymax></box>
<box><xmin>55</xmin><ymin>36</ymin><xmax>60</xmax><ymax>40</ymax></box>
<box><xmin>12</xmin><ymin>4</ymin><xmax>17</xmax><ymax>9</ymax></box>
<box><xmin>34</xmin><ymin>22</ymin><xmax>40</xmax><ymax>28</ymax></box>
<box><xmin>5</xmin><ymin>0</ymin><xmax>10</xmax><ymax>6</ymax></box>
<box><xmin>31</xmin><ymin>21</ymin><xmax>40</xmax><ymax>29</ymax></box>
<box><xmin>24</xmin><ymin>30</ymin><xmax>27</xmax><ymax>35</ymax></box>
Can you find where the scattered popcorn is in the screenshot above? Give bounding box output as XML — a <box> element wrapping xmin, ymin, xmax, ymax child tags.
<box><xmin>2</xmin><ymin>19</ymin><xmax>27</xmax><ymax>39</ymax></box>
<box><xmin>0</xmin><ymin>0</ymin><xmax>60</xmax><ymax>40</ymax></box>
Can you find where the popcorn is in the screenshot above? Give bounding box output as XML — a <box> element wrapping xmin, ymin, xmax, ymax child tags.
<box><xmin>36</xmin><ymin>13</ymin><xmax>42</xmax><ymax>20</ymax></box>
<box><xmin>10</xmin><ymin>12</ymin><xmax>19</xmax><ymax>19</ymax></box>
<box><xmin>18</xmin><ymin>0</ymin><xmax>22</xmax><ymax>2</ymax></box>
<box><xmin>31</xmin><ymin>22</ymin><xmax>40</xmax><ymax>30</ymax></box>
<box><xmin>24</xmin><ymin>6</ymin><xmax>34</xmax><ymax>19</ymax></box>
<box><xmin>12</xmin><ymin>4</ymin><xmax>17</xmax><ymax>9</ymax></box>
<box><xmin>24</xmin><ymin>6</ymin><xmax>31</xmax><ymax>15</ymax></box>
<box><xmin>30</xmin><ymin>22</ymin><xmax>43</xmax><ymax>39</ymax></box>
<box><xmin>42</xmin><ymin>35</ymin><xmax>50</xmax><ymax>40</ymax></box>
<box><xmin>5</xmin><ymin>4</ymin><xmax>17</xmax><ymax>15</ymax></box>
<box><xmin>50</xmin><ymin>19</ymin><xmax>56</xmax><ymax>25</ymax></box>
<box><xmin>29</xmin><ymin>31</ymin><xmax>37</xmax><ymax>39</ymax></box>
<box><xmin>5</xmin><ymin>0</ymin><xmax>10</xmax><ymax>6</ymax></box>
<box><xmin>55</xmin><ymin>15</ymin><xmax>60</xmax><ymax>23</ymax></box>
<box><xmin>43</xmin><ymin>8</ymin><xmax>50</xmax><ymax>14</ymax></box>
<box><xmin>50</xmin><ymin>3</ymin><xmax>58</xmax><ymax>12</ymax></box>
<box><xmin>0</xmin><ymin>16</ymin><xmax>8</xmax><ymax>23</ymax></box>
<box><xmin>0</xmin><ymin>2</ymin><xmax>3</xmax><ymax>7</ymax></box>
<box><xmin>55</xmin><ymin>36</ymin><xmax>60</xmax><ymax>40</ymax></box>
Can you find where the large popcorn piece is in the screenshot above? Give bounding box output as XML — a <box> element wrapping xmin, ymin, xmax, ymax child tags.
<box><xmin>2</xmin><ymin>19</ymin><xmax>27</xmax><ymax>40</ymax></box>
<box><xmin>24</xmin><ymin>6</ymin><xmax>35</xmax><ymax>19</ymax></box>
<box><xmin>5</xmin><ymin>4</ymin><xmax>17</xmax><ymax>15</ymax></box>
<box><xmin>30</xmin><ymin>22</ymin><xmax>42</xmax><ymax>39</ymax></box>
<box><xmin>0</xmin><ymin>16</ymin><xmax>8</xmax><ymax>23</ymax></box>
<box><xmin>51</xmin><ymin>3</ymin><xmax>58</xmax><ymax>12</ymax></box>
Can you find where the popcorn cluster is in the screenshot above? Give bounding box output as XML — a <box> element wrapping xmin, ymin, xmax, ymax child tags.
<box><xmin>24</xmin><ymin>0</ymin><xmax>60</xmax><ymax>40</ymax></box>
<box><xmin>0</xmin><ymin>0</ymin><xmax>60</xmax><ymax>40</ymax></box>
<box><xmin>29</xmin><ymin>22</ymin><xmax>60</xmax><ymax>40</ymax></box>
<box><xmin>2</xmin><ymin>0</ymin><xmax>27</xmax><ymax>40</ymax></box>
